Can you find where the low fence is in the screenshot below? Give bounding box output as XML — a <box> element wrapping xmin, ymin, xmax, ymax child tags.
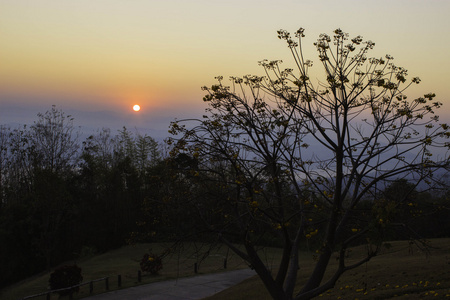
<box><xmin>22</xmin><ymin>275</ymin><xmax>115</xmax><ymax>300</ymax></box>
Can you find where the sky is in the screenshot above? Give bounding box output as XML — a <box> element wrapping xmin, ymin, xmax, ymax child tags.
<box><xmin>1</xmin><ymin>0</ymin><xmax>450</xmax><ymax>140</ymax></box>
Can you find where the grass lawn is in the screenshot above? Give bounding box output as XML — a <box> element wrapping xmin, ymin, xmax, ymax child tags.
<box><xmin>0</xmin><ymin>242</ymin><xmax>251</xmax><ymax>300</ymax></box>
<box><xmin>2</xmin><ymin>239</ymin><xmax>449</xmax><ymax>300</ymax></box>
<box><xmin>204</xmin><ymin>238</ymin><xmax>450</xmax><ymax>299</ymax></box>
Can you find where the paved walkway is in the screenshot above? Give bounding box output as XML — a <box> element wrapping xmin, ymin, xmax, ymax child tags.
<box><xmin>82</xmin><ymin>269</ymin><xmax>256</xmax><ymax>300</ymax></box>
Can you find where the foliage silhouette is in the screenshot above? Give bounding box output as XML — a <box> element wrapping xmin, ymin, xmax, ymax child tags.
<box><xmin>168</xmin><ymin>27</ymin><xmax>449</xmax><ymax>299</ymax></box>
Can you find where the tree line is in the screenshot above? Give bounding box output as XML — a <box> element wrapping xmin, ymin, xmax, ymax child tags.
<box><xmin>0</xmin><ymin>106</ymin><xmax>165</xmax><ymax>287</ymax></box>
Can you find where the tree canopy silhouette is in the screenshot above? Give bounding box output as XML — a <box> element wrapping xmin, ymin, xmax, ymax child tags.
<box><xmin>168</xmin><ymin>28</ymin><xmax>450</xmax><ymax>300</ymax></box>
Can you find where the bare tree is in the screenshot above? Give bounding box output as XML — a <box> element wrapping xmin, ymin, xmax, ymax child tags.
<box><xmin>0</xmin><ymin>125</ymin><xmax>10</xmax><ymax>205</ymax></box>
<box><xmin>30</xmin><ymin>105</ymin><xmax>80</xmax><ymax>174</ymax></box>
<box><xmin>168</xmin><ymin>28</ymin><xmax>449</xmax><ymax>299</ymax></box>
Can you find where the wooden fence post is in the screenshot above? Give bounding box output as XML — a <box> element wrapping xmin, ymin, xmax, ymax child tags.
<box><xmin>118</xmin><ymin>274</ymin><xmax>122</xmax><ymax>287</ymax></box>
<box><xmin>138</xmin><ymin>270</ymin><xmax>141</xmax><ymax>282</ymax></box>
<box><xmin>105</xmin><ymin>277</ymin><xmax>109</xmax><ymax>290</ymax></box>
<box><xmin>90</xmin><ymin>281</ymin><xmax>93</xmax><ymax>294</ymax></box>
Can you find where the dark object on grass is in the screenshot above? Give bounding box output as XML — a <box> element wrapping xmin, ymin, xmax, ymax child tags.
<box><xmin>49</xmin><ymin>265</ymin><xmax>83</xmax><ymax>296</ymax></box>
<box><xmin>140</xmin><ymin>253</ymin><xmax>162</xmax><ymax>275</ymax></box>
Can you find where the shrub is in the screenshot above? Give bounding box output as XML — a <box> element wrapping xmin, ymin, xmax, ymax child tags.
<box><xmin>49</xmin><ymin>265</ymin><xmax>83</xmax><ymax>296</ymax></box>
<box><xmin>140</xmin><ymin>253</ymin><xmax>163</xmax><ymax>275</ymax></box>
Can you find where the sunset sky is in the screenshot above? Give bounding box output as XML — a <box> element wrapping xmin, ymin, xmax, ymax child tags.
<box><xmin>1</xmin><ymin>0</ymin><xmax>449</xmax><ymax>140</ymax></box>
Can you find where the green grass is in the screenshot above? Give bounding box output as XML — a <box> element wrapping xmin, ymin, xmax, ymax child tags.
<box><xmin>204</xmin><ymin>238</ymin><xmax>450</xmax><ymax>299</ymax></box>
<box><xmin>3</xmin><ymin>239</ymin><xmax>450</xmax><ymax>300</ymax></box>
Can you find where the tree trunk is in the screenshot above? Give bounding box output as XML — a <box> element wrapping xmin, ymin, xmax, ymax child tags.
<box><xmin>275</xmin><ymin>235</ymin><xmax>292</xmax><ymax>286</ymax></box>
<box><xmin>299</xmin><ymin>206</ymin><xmax>339</xmax><ymax>294</ymax></box>
<box><xmin>245</xmin><ymin>242</ymin><xmax>290</xmax><ymax>300</ymax></box>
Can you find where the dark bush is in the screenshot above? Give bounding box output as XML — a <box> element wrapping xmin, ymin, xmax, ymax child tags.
<box><xmin>49</xmin><ymin>265</ymin><xmax>83</xmax><ymax>296</ymax></box>
<box><xmin>140</xmin><ymin>253</ymin><xmax>163</xmax><ymax>275</ymax></box>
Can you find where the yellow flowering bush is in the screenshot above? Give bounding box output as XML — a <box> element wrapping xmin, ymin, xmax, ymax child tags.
<box><xmin>140</xmin><ymin>253</ymin><xmax>163</xmax><ymax>275</ymax></box>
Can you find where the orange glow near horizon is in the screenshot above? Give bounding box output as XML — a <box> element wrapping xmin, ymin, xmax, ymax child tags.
<box><xmin>0</xmin><ymin>1</ymin><xmax>449</xmax><ymax>124</ymax></box>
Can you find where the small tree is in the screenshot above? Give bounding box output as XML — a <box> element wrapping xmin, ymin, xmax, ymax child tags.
<box><xmin>168</xmin><ymin>28</ymin><xmax>449</xmax><ymax>299</ymax></box>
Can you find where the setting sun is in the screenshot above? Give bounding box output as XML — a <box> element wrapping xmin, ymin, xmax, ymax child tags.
<box><xmin>133</xmin><ymin>104</ymin><xmax>141</xmax><ymax>112</ymax></box>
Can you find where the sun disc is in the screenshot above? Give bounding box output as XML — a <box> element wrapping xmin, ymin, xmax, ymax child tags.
<box><xmin>133</xmin><ymin>104</ymin><xmax>141</xmax><ymax>112</ymax></box>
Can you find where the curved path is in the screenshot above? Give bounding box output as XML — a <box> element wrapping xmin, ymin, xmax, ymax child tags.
<box><xmin>82</xmin><ymin>269</ymin><xmax>255</xmax><ymax>300</ymax></box>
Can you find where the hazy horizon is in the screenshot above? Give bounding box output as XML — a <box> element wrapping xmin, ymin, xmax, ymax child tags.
<box><xmin>0</xmin><ymin>101</ymin><xmax>207</xmax><ymax>142</ymax></box>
